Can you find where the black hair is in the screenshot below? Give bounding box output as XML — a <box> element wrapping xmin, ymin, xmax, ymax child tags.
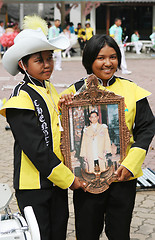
<box><xmin>54</xmin><ymin>19</ymin><xmax>60</xmax><ymax>22</ymax></box>
<box><xmin>89</xmin><ymin>111</ymin><xmax>98</xmax><ymax>118</ymax></box>
<box><xmin>47</xmin><ymin>22</ymin><xmax>51</xmax><ymax>28</ymax></box>
<box><xmin>82</xmin><ymin>34</ymin><xmax>121</xmax><ymax>74</ymax></box>
<box><xmin>18</xmin><ymin>54</ymin><xmax>32</xmax><ymax>74</ymax></box>
<box><xmin>115</xmin><ymin>17</ymin><xmax>121</xmax><ymax>22</ymax></box>
<box><xmin>7</xmin><ymin>22</ymin><xmax>14</xmax><ymax>28</ymax></box>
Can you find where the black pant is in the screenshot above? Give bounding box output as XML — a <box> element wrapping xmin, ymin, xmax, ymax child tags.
<box><xmin>73</xmin><ymin>179</ymin><xmax>137</xmax><ymax>240</ymax></box>
<box><xmin>78</xmin><ymin>38</ymin><xmax>85</xmax><ymax>50</ymax></box>
<box><xmin>16</xmin><ymin>187</ymin><xmax>69</xmax><ymax>240</ymax></box>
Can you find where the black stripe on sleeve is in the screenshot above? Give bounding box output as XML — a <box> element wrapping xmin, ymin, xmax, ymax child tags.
<box><xmin>132</xmin><ymin>98</ymin><xmax>155</xmax><ymax>152</ymax></box>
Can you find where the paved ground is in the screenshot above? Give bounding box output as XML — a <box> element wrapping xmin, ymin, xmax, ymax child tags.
<box><xmin>0</xmin><ymin>52</ymin><xmax>155</xmax><ymax>239</ymax></box>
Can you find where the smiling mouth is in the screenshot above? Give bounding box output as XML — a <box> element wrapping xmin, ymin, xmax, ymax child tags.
<box><xmin>103</xmin><ymin>68</ymin><xmax>113</xmax><ymax>73</ymax></box>
<box><xmin>43</xmin><ymin>71</ymin><xmax>51</xmax><ymax>74</ymax></box>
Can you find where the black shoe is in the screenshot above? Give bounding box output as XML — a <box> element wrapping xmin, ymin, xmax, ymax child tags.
<box><xmin>70</xmin><ymin>48</ymin><xmax>77</xmax><ymax>53</ymax></box>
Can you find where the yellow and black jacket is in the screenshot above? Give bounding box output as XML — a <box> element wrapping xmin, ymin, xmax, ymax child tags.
<box><xmin>61</xmin><ymin>76</ymin><xmax>155</xmax><ymax>180</ymax></box>
<box><xmin>85</xmin><ymin>27</ymin><xmax>94</xmax><ymax>41</ymax></box>
<box><xmin>0</xmin><ymin>76</ymin><xmax>75</xmax><ymax>190</ymax></box>
<box><xmin>74</xmin><ymin>27</ymin><xmax>86</xmax><ymax>40</ymax></box>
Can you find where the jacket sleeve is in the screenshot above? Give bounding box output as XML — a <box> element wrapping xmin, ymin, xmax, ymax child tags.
<box><xmin>121</xmin><ymin>98</ymin><xmax>155</xmax><ymax>177</ymax></box>
<box><xmin>6</xmin><ymin>108</ymin><xmax>74</xmax><ymax>189</ymax></box>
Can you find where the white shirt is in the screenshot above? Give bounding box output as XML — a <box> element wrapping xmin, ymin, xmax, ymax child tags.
<box><xmin>92</xmin><ymin>123</ymin><xmax>98</xmax><ymax>160</ymax></box>
<box><xmin>0</xmin><ymin>25</ymin><xmax>5</xmax><ymax>37</ymax></box>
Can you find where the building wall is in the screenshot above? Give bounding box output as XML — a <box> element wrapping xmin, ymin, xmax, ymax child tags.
<box><xmin>54</xmin><ymin>3</ymin><xmax>61</xmax><ymax>22</ymax></box>
<box><xmin>6</xmin><ymin>3</ymin><xmax>55</xmax><ymax>28</ymax></box>
<box><xmin>70</xmin><ymin>4</ymin><xmax>81</xmax><ymax>29</ymax></box>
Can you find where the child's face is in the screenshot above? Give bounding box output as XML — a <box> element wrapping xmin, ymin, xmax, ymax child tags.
<box><xmin>22</xmin><ymin>51</ymin><xmax>54</xmax><ymax>82</ymax></box>
<box><xmin>86</xmin><ymin>24</ymin><xmax>90</xmax><ymax>28</ymax></box>
<box><xmin>92</xmin><ymin>45</ymin><xmax>118</xmax><ymax>84</ymax></box>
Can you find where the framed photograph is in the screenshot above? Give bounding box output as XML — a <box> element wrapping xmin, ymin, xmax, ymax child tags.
<box><xmin>61</xmin><ymin>75</ymin><xmax>130</xmax><ymax>194</ymax></box>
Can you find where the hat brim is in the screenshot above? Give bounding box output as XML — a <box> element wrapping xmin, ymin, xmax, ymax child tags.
<box><xmin>2</xmin><ymin>35</ymin><xmax>70</xmax><ymax>76</ymax></box>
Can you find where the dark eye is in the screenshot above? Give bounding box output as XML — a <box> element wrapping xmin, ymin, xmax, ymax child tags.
<box><xmin>34</xmin><ymin>58</ymin><xmax>42</xmax><ymax>63</ymax></box>
<box><xmin>96</xmin><ymin>56</ymin><xmax>104</xmax><ymax>60</ymax></box>
<box><xmin>110</xmin><ymin>55</ymin><xmax>117</xmax><ymax>59</ymax></box>
<box><xmin>48</xmin><ymin>55</ymin><xmax>53</xmax><ymax>61</ymax></box>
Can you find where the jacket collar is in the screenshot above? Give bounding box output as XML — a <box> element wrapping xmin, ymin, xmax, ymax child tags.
<box><xmin>98</xmin><ymin>75</ymin><xmax>116</xmax><ymax>87</ymax></box>
<box><xmin>23</xmin><ymin>75</ymin><xmax>46</xmax><ymax>88</ymax></box>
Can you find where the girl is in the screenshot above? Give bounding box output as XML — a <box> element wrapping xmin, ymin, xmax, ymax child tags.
<box><xmin>0</xmin><ymin>22</ymin><xmax>18</xmax><ymax>50</ymax></box>
<box><xmin>0</xmin><ymin>15</ymin><xmax>84</xmax><ymax>240</ymax></box>
<box><xmin>62</xmin><ymin>34</ymin><xmax>155</xmax><ymax>240</ymax></box>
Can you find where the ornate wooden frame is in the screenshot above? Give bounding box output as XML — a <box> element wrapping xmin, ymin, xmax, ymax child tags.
<box><xmin>61</xmin><ymin>75</ymin><xmax>130</xmax><ymax>194</ymax></box>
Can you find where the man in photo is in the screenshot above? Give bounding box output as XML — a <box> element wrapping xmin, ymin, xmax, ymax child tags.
<box><xmin>80</xmin><ymin>111</ymin><xmax>112</xmax><ymax>172</ymax></box>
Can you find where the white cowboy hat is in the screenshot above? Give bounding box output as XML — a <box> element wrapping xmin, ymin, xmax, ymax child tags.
<box><xmin>2</xmin><ymin>28</ymin><xmax>70</xmax><ymax>76</ymax></box>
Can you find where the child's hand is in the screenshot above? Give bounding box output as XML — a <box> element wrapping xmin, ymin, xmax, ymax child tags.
<box><xmin>70</xmin><ymin>176</ymin><xmax>86</xmax><ymax>192</ymax></box>
<box><xmin>58</xmin><ymin>93</ymin><xmax>74</xmax><ymax>108</ymax></box>
<box><xmin>115</xmin><ymin>165</ymin><xmax>132</xmax><ymax>181</ymax></box>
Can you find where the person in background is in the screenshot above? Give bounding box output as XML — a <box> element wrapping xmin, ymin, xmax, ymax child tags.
<box><xmin>0</xmin><ymin>15</ymin><xmax>85</xmax><ymax>240</ymax></box>
<box><xmin>150</xmin><ymin>26</ymin><xmax>155</xmax><ymax>49</ymax></box>
<box><xmin>47</xmin><ymin>21</ymin><xmax>52</xmax><ymax>30</ymax></box>
<box><xmin>5</xmin><ymin>22</ymin><xmax>14</xmax><ymax>34</ymax></box>
<box><xmin>13</xmin><ymin>22</ymin><xmax>20</xmax><ymax>33</ymax></box>
<box><xmin>62</xmin><ymin>23</ymin><xmax>72</xmax><ymax>58</ymax></box>
<box><xmin>61</xmin><ymin>34</ymin><xmax>155</xmax><ymax>240</ymax></box>
<box><xmin>109</xmin><ymin>17</ymin><xmax>132</xmax><ymax>75</ymax></box>
<box><xmin>0</xmin><ymin>20</ymin><xmax>5</xmax><ymax>53</ymax></box>
<box><xmin>69</xmin><ymin>22</ymin><xmax>77</xmax><ymax>54</ymax></box>
<box><xmin>69</xmin><ymin>22</ymin><xmax>74</xmax><ymax>34</ymax></box>
<box><xmin>48</xmin><ymin>19</ymin><xmax>62</xmax><ymax>71</ymax></box>
<box><xmin>85</xmin><ymin>21</ymin><xmax>94</xmax><ymax>42</ymax></box>
<box><xmin>74</xmin><ymin>23</ymin><xmax>86</xmax><ymax>53</ymax></box>
<box><xmin>0</xmin><ymin>22</ymin><xmax>18</xmax><ymax>51</ymax></box>
<box><xmin>131</xmin><ymin>30</ymin><xmax>142</xmax><ymax>54</ymax></box>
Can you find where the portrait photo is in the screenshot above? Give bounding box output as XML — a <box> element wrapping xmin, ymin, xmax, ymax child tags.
<box><xmin>68</xmin><ymin>104</ymin><xmax>120</xmax><ymax>178</ymax></box>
